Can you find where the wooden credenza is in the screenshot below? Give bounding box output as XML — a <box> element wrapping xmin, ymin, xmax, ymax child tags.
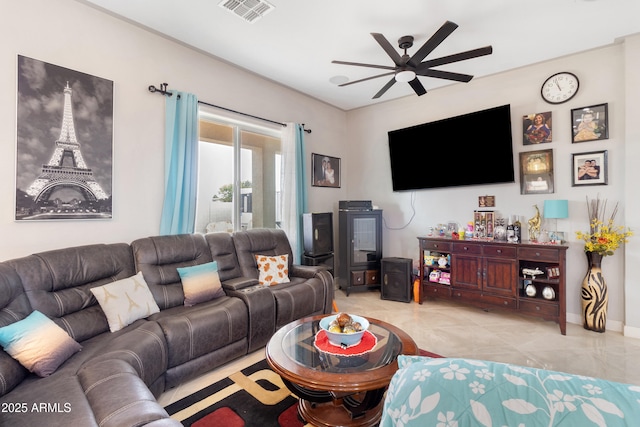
<box><xmin>418</xmin><ymin>237</ymin><xmax>567</xmax><ymax>334</ymax></box>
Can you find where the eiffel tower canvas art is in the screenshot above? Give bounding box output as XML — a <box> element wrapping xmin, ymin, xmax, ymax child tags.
<box><xmin>15</xmin><ymin>56</ymin><xmax>113</xmax><ymax>220</ymax></box>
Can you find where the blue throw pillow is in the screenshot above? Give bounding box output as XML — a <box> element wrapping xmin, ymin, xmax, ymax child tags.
<box><xmin>177</xmin><ymin>261</ymin><xmax>225</xmax><ymax>306</ymax></box>
<box><xmin>0</xmin><ymin>310</ymin><xmax>81</xmax><ymax>377</ymax></box>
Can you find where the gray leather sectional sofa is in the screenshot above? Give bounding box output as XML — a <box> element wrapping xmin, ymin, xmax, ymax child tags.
<box><xmin>0</xmin><ymin>228</ymin><xmax>334</xmax><ymax>426</ymax></box>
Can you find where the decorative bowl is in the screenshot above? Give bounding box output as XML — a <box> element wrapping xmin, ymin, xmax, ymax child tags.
<box><xmin>319</xmin><ymin>314</ymin><xmax>369</xmax><ymax>348</ymax></box>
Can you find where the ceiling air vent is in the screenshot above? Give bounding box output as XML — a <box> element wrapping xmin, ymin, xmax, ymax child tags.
<box><xmin>219</xmin><ymin>0</ymin><xmax>275</xmax><ymax>23</ymax></box>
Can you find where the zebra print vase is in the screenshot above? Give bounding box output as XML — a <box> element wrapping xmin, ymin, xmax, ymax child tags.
<box><xmin>581</xmin><ymin>251</ymin><xmax>608</xmax><ymax>332</ymax></box>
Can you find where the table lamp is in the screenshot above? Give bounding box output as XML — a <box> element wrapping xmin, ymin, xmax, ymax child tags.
<box><xmin>543</xmin><ymin>200</ymin><xmax>568</xmax><ymax>243</ymax></box>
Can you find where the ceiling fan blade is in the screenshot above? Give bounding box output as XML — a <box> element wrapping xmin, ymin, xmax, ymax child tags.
<box><xmin>418</xmin><ymin>46</ymin><xmax>493</xmax><ymax>69</ymax></box>
<box><xmin>339</xmin><ymin>71</ymin><xmax>396</xmax><ymax>87</ymax></box>
<box><xmin>332</xmin><ymin>60</ymin><xmax>396</xmax><ymax>71</ymax></box>
<box><xmin>373</xmin><ymin>78</ymin><xmax>397</xmax><ymax>99</ymax></box>
<box><xmin>408</xmin><ymin>78</ymin><xmax>427</xmax><ymax>96</ymax></box>
<box><xmin>371</xmin><ymin>33</ymin><xmax>404</xmax><ymax>66</ymax></box>
<box><xmin>407</xmin><ymin>21</ymin><xmax>459</xmax><ymax>68</ymax></box>
<box><xmin>417</xmin><ymin>68</ymin><xmax>474</xmax><ymax>83</ymax></box>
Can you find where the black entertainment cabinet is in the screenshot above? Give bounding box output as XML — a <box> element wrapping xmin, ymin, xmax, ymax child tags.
<box><xmin>337</xmin><ymin>201</ymin><xmax>382</xmax><ymax>296</ymax></box>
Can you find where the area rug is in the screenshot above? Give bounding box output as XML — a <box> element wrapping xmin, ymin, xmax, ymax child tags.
<box><xmin>164</xmin><ymin>349</ymin><xmax>441</xmax><ymax>427</ymax></box>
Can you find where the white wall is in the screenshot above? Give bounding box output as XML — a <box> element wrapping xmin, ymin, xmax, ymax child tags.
<box><xmin>0</xmin><ymin>0</ymin><xmax>347</xmax><ymax>261</ymax></box>
<box><xmin>623</xmin><ymin>34</ymin><xmax>640</xmax><ymax>337</ymax></box>
<box><xmin>345</xmin><ymin>41</ymin><xmax>639</xmax><ymax>331</ymax></box>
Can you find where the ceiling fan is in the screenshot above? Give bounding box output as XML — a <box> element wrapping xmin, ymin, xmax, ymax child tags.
<box><xmin>332</xmin><ymin>21</ymin><xmax>493</xmax><ymax>99</ymax></box>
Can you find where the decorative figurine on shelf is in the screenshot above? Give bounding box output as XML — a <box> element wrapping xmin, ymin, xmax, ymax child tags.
<box><xmin>438</xmin><ymin>255</ymin><xmax>448</xmax><ymax>268</ymax></box>
<box><xmin>522</xmin><ymin>267</ymin><xmax>544</xmax><ymax>278</ymax></box>
<box><xmin>528</xmin><ymin>205</ymin><xmax>542</xmax><ymax>242</ymax></box>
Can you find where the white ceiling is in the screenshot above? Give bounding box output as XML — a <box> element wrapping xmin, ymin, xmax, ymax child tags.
<box><xmin>80</xmin><ymin>0</ymin><xmax>640</xmax><ymax>111</ymax></box>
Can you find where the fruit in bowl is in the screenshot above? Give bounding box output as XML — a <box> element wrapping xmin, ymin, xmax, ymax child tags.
<box><xmin>319</xmin><ymin>313</ymin><xmax>369</xmax><ymax>348</ymax></box>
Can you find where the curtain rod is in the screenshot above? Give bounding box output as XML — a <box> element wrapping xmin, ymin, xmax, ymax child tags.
<box><xmin>148</xmin><ymin>83</ymin><xmax>311</xmax><ymax>133</ymax></box>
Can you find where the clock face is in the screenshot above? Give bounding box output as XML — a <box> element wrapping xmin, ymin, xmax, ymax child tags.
<box><xmin>541</xmin><ymin>72</ymin><xmax>579</xmax><ymax>104</ymax></box>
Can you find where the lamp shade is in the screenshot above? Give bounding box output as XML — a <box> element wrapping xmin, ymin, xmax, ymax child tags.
<box><xmin>543</xmin><ymin>200</ymin><xmax>569</xmax><ymax>219</ymax></box>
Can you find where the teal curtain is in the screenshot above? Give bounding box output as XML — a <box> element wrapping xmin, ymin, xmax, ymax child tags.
<box><xmin>294</xmin><ymin>124</ymin><xmax>308</xmax><ymax>261</ymax></box>
<box><xmin>159</xmin><ymin>91</ymin><xmax>199</xmax><ymax>235</ymax></box>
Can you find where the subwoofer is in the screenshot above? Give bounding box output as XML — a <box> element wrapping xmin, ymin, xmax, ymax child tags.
<box><xmin>303</xmin><ymin>212</ymin><xmax>333</xmax><ymax>256</ymax></box>
<box><xmin>381</xmin><ymin>257</ymin><xmax>412</xmax><ymax>303</ymax></box>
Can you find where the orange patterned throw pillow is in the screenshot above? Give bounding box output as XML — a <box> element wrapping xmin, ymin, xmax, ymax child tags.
<box><xmin>255</xmin><ymin>254</ymin><xmax>290</xmax><ymax>286</ymax></box>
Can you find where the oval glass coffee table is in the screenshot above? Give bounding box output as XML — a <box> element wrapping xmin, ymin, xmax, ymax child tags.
<box><xmin>266</xmin><ymin>315</ymin><xmax>418</xmax><ymax>427</ymax></box>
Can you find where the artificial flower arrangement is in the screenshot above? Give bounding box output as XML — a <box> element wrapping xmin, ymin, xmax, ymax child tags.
<box><xmin>575</xmin><ymin>196</ymin><xmax>633</xmax><ymax>256</ymax></box>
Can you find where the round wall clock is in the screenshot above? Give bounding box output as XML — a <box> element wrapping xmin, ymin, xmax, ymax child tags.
<box><xmin>540</xmin><ymin>72</ymin><xmax>579</xmax><ymax>104</ymax></box>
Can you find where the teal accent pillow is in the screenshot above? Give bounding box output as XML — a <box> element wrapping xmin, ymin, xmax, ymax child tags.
<box><xmin>0</xmin><ymin>310</ymin><xmax>82</xmax><ymax>377</ymax></box>
<box><xmin>177</xmin><ymin>261</ymin><xmax>225</xmax><ymax>306</ymax></box>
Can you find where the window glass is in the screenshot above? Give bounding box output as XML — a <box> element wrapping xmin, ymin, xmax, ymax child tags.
<box><xmin>195</xmin><ymin>115</ymin><xmax>282</xmax><ymax>233</ymax></box>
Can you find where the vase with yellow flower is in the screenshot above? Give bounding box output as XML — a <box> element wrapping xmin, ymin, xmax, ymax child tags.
<box><xmin>575</xmin><ymin>197</ymin><xmax>632</xmax><ymax>332</ymax></box>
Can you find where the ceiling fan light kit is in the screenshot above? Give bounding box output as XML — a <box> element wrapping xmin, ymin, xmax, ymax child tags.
<box><xmin>332</xmin><ymin>20</ymin><xmax>493</xmax><ymax>99</ymax></box>
<box><xmin>395</xmin><ymin>70</ymin><xmax>416</xmax><ymax>83</ymax></box>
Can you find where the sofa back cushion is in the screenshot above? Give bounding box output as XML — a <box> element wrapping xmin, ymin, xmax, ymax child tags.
<box><xmin>7</xmin><ymin>243</ymin><xmax>135</xmax><ymax>343</ymax></box>
<box><xmin>232</xmin><ymin>229</ymin><xmax>294</xmax><ymax>278</ymax></box>
<box><xmin>203</xmin><ymin>232</ymin><xmax>244</xmax><ymax>281</ymax></box>
<box><xmin>131</xmin><ymin>234</ymin><xmax>213</xmax><ymax>309</ymax></box>
<box><xmin>0</xmin><ymin>262</ymin><xmax>32</xmax><ymax>396</ymax></box>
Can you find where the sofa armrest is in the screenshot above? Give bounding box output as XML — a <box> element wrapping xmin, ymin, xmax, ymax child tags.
<box><xmin>290</xmin><ymin>264</ymin><xmax>325</xmax><ymax>279</ymax></box>
<box><xmin>224</xmin><ymin>285</ymin><xmax>275</xmax><ymax>352</ymax></box>
<box><xmin>222</xmin><ymin>276</ymin><xmax>260</xmax><ymax>291</ymax></box>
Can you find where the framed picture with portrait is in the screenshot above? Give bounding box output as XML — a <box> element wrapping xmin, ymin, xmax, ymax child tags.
<box><xmin>572</xmin><ymin>150</ymin><xmax>608</xmax><ymax>186</ymax></box>
<box><xmin>519</xmin><ymin>149</ymin><xmax>554</xmax><ymax>194</ymax></box>
<box><xmin>311</xmin><ymin>153</ymin><xmax>341</xmax><ymax>188</ymax></box>
<box><xmin>571</xmin><ymin>103</ymin><xmax>608</xmax><ymax>143</ymax></box>
<box><xmin>523</xmin><ymin>111</ymin><xmax>552</xmax><ymax>145</ymax></box>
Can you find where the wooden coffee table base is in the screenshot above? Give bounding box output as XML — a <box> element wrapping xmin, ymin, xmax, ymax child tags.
<box><xmin>298</xmin><ymin>394</ymin><xmax>384</xmax><ymax>427</ymax></box>
<box><xmin>283</xmin><ymin>379</ymin><xmax>385</xmax><ymax>427</ymax></box>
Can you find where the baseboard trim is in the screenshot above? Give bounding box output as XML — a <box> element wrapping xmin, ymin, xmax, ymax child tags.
<box><xmin>623</xmin><ymin>325</ymin><xmax>640</xmax><ymax>339</ymax></box>
<box><xmin>566</xmin><ymin>313</ymin><xmax>623</xmax><ymax>333</ymax></box>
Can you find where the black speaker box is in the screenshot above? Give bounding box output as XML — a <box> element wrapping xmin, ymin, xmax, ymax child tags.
<box><xmin>303</xmin><ymin>212</ymin><xmax>333</xmax><ymax>256</ymax></box>
<box><xmin>381</xmin><ymin>257</ymin><xmax>413</xmax><ymax>303</ymax></box>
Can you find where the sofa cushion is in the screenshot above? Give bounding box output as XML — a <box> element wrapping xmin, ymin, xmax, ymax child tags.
<box><xmin>149</xmin><ymin>296</ymin><xmax>249</xmax><ymax>369</ymax></box>
<box><xmin>78</xmin><ymin>359</ymin><xmax>178</xmax><ymax>427</ymax></box>
<box><xmin>131</xmin><ymin>234</ymin><xmax>214</xmax><ymax>309</ymax></box>
<box><xmin>0</xmin><ymin>262</ymin><xmax>32</xmax><ymax>396</ymax></box>
<box><xmin>90</xmin><ymin>272</ymin><xmax>160</xmax><ymax>332</ymax></box>
<box><xmin>7</xmin><ymin>243</ymin><xmax>136</xmax><ymax>342</ymax></box>
<box><xmin>177</xmin><ymin>261</ymin><xmax>225</xmax><ymax>306</ymax></box>
<box><xmin>0</xmin><ymin>310</ymin><xmax>82</xmax><ymax>377</ymax></box>
<box><xmin>255</xmin><ymin>254</ymin><xmax>290</xmax><ymax>286</ymax></box>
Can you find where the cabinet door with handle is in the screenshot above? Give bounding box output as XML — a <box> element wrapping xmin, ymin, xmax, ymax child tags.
<box><xmin>452</xmin><ymin>255</ymin><xmax>481</xmax><ymax>290</ymax></box>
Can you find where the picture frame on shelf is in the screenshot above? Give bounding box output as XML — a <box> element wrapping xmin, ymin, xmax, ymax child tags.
<box><xmin>523</xmin><ymin>111</ymin><xmax>552</xmax><ymax>145</ymax></box>
<box><xmin>519</xmin><ymin>149</ymin><xmax>554</xmax><ymax>194</ymax></box>
<box><xmin>311</xmin><ymin>153</ymin><xmax>341</xmax><ymax>188</ymax></box>
<box><xmin>571</xmin><ymin>103</ymin><xmax>608</xmax><ymax>143</ymax></box>
<box><xmin>572</xmin><ymin>150</ymin><xmax>608</xmax><ymax>186</ymax></box>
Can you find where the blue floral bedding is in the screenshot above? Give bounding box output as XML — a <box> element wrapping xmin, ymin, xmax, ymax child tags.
<box><xmin>381</xmin><ymin>356</ymin><xmax>640</xmax><ymax>426</ymax></box>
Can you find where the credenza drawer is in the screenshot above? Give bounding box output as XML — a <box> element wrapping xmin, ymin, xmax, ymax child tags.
<box><xmin>484</xmin><ymin>245</ymin><xmax>516</xmax><ymax>258</ymax></box>
<box><xmin>450</xmin><ymin>289</ymin><xmax>517</xmax><ymax>309</ymax></box>
<box><xmin>423</xmin><ymin>282</ymin><xmax>451</xmax><ymax>297</ymax></box>
<box><xmin>421</xmin><ymin>239</ymin><xmax>452</xmax><ymax>252</ymax></box>
<box><xmin>453</xmin><ymin>242</ymin><xmax>482</xmax><ymax>255</ymax></box>
<box><xmin>518</xmin><ymin>247</ymin><xmax>560</xmax><ymax>262</ymax></box>
<box><xmin>519</xmin><ymin>299</ymin><xmax>559</xmax><ymax>317</ymax></box>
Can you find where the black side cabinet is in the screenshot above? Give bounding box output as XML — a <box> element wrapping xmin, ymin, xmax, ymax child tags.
<box><xmin>381</xmin><ymin>257</ymin><xmax>413</xmax><ymax>303</ymax></box>
<box><xmin>337</xmin><ymin>209</ymin><xmax>382</xmax><ymax>296</ymax></box>
<box><xmin>302</xmin><ymin>212</ymin><xmax>334</xmax><ymax>275</ymax></box>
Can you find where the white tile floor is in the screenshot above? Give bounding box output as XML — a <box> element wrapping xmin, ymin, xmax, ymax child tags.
<box><xmin>159</xmin><ymin>289</ymin><xmax>640</xmax><ymax>407</ymax></box>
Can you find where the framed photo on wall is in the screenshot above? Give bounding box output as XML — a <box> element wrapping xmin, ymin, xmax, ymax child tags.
<box><xmin>572</xmin><ymin>150</ymin><xmax>608</xmax><ymax>186</ymax></box>
<box><xmin>523</xmin><ymin>111</ymin><xmax>552</xmax><ymax>145</ymax></box>
<box><xmin>15</xmin><ymin>55</ymin><xmax>113</xmax><ymax>221</ymax></box>
<box><xmin>312</xmin><ymin>153</ymin><xmax>341</xmax><ymax>188</ymax></box>
<box><xmin>519</xmin><ymin>149</ymin><xmax>554</xmax><ymax>194</ymax></box>
<box><xmin>571</xmin><ymin>103</ymin><xmax>608</xmax><ymax>143</ymax></box>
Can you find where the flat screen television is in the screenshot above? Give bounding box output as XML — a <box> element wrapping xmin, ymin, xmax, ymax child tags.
<box><xmin>388</xmin><ymin>104</ymin><xmax>514</xmax><ymax>191</ymax></box>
